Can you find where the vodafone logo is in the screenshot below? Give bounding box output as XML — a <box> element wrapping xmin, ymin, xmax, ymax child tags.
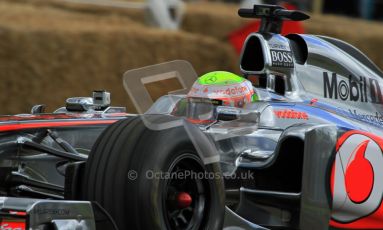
<box><xmin>213</xmin><ymin>86</ymin><xmax>248</xmax><ymax>96</ymax></box>
<box><xmin>331</xmin><ymin>131</ymin><xmax>383</xmax><ymax>228</ymax></box>
<box><xmin>274</xmin><ymin>109</ymin><xmax>308</xmax><ymax>120</ymax></box>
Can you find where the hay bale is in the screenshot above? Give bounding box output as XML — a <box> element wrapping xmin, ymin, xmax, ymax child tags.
<box><xmin>0</xmin><ymin>1</ymin><xmax>237</xmax><ymax>114</ymax></box>
<box><xmin>182</xmin><ymin>2</ymin><xmax>245</xmax><ymax>40</ymax></box>
<box><xmin>8</xmin><ymin>0</ymin><xmax>244</xmax><ymax>39</ymax></box>
<box><xmin>0</xmin><ymin>1</ymin><xmax>144</xmax><ymax>31</ymax></box>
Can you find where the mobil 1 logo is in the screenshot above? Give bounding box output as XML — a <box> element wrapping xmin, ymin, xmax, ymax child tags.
<box><xmin>270</xmin><ymin>50</ymin><xmax>294</xmax><ymax>68</ymax></box>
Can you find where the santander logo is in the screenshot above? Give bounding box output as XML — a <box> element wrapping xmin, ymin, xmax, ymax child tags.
<box><xmin>331</xmin><ymin>130</ymin><xmax>383</xmax><ymax>229</ymax></box>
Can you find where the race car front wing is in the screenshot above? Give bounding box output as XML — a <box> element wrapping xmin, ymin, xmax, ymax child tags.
<box><xmin>0</xmin><ymin>197</ymin><xmax>96</xmax><ymax>230</ymax></box>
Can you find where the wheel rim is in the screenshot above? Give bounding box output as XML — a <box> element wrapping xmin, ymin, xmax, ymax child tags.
<box><xmin>163</xmin><ymin>153</ymin><xmax>209</xmax><ymax>230</ymax></box>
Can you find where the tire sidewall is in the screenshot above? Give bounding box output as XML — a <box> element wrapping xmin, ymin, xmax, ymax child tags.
<box><xmin>136</xmin><ymin>127</ymin><xmax>225</xmax><ymax>230</ymax></box>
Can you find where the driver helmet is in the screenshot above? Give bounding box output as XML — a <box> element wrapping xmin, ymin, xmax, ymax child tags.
<box><xmin>187</xmin><ymin>71</ymin><xmax>258</xmax><ymax>108</ymax></box>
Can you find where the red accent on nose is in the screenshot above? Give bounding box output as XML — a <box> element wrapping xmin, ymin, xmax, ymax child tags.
<box><xmin>345</xmin><ymin>140</ymin><xmax>374</xmax><ymax>203</ymax></box>
<box><xmin>177</xmin><ymin>192</ymin><xmax>192</xmax><ymax>208</ymax></box>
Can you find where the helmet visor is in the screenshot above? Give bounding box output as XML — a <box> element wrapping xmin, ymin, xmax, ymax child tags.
<box><xmin>172</xmin><ymin>97</ymin><xmax>221</xmax><ymax>124</ymax></box>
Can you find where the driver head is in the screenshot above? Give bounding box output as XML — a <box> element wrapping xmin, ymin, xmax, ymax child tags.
<box><xmin>187</xmin><ymin>71</ymin><xmax>258</xmax><ymax>108</ymax></box>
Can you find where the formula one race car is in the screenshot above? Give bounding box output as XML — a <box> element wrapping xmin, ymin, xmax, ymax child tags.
<box><xmin>1</xmin><ymin>4</ymin><xmax>383</xmax><ymax>230</ymax></box>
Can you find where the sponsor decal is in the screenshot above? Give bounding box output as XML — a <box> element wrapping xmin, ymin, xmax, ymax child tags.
<box><xmin>270</xmin><ymin>50</ymin><xmax>294</xmax><ymax>68</ymax></box>
<box><xmin>331</xmin><ymin>130</ymin><xmax>383</xmax><ymax>229</ymax></box>
<box><xmin>212</xmin><ymin>86</ymin><xmax>249</xmax><ymax>96</ymax></box>
<box><xmin>269</xmin><ymin>43</ymin><xmax>288</xmax><ymax>50</ymax></box>
<box><xmin>189</xmin><ymin>83</ymin><xmax>252</xmax><ymax>98</ymax></box>
<box><xmin>273</xmin><ymin>109</ymin><xmax>308</xmax><ymax>120</ymax></box>
<box><xmin>323</xmin><ymin>72</ymin><xmax>383</xmax><ymax>104</ymax></box>
<box><xmin>32</xmin><ymin>208</ymin><xmax>70</xmax><ymax>216</ymax></box>
<box><xmin>203</xmin><ymin>75</ymin><xmax>217</xmax><ymax>84</ymax></box>
<box><xmin>0</xmin><ymin>219</ymin><xmax>25</xmax><ymax>230</ymax></box>
<box><xmin>307</xmin><ymin>100</ymin><xmax>383</xmax><ymax>128</ymax></box>
<box><xmin>348</xmin><ymin>109</ymin><xmax>383</xmax><ymax>126</ymax></box>
<box><xmin>189</xmin><ymin>87</ymin><xmax>199</xmax><ymax>94</ymax></box>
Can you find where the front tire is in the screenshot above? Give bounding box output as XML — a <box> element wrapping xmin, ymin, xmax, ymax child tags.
<box><xmin>82</xmin><ymin>116</ymin><xmax>225</xmax><ymax>229</ymax></box>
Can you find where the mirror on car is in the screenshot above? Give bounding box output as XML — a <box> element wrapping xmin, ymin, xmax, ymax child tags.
<box><xmin>31</xmin><ymin>104</ymin><xmax>46</xmax><ymax>114</ymax></box>
<box><xmin>216</xmin><ymin>106</ymin><xmax>239</xmax><ymax>121</ymax></box>
<box><xmin>216</xmin><ymin>106</ymin><xmax>259</xmax><ymax>123</ymax></box>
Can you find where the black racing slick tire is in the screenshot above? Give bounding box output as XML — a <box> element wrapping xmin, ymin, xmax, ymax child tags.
<box><xmin>82</xmin><ymin>116</ymin><xmax>225</xmax><ymax>230</ymax></box>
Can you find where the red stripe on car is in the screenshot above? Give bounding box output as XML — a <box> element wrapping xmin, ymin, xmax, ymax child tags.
<box><xmin>0</xmin><ymin>120</ymin><xmax>117</xmax><ymax>132</ymax></box>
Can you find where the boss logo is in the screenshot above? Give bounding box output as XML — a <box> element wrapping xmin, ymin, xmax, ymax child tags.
<box><xmin>270</xmin><ymin>50</ymin><xmax>294</xmax><ymax>68</ymax></box>
<box><xmin>330</xmin><ymin>130</ymin><xmax>383</xmax><ymax>228</ymax></box>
